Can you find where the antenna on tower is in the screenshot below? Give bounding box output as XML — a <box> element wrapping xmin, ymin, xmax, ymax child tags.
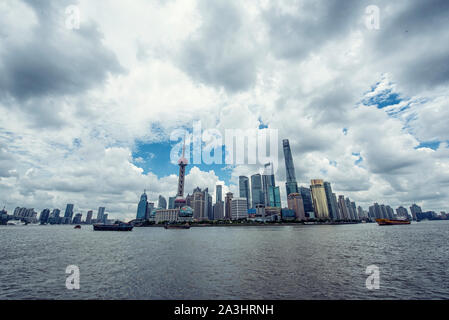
<box><xmin>182</xmin><ymin>133</ymin><xmax>186</xmax><ymax>158</ymax></box>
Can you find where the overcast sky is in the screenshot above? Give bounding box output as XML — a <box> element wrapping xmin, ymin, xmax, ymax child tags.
<box><xmin>1</xmin><ymin>0</ymin><xmax>449</xmax><ymax>220</ymax></box>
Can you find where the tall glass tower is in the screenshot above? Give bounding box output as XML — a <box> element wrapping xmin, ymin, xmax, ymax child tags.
<box><xmin>239</xmin><ymin>176</ymin><xmax>251</xmax><ymax>210</ymax></box>
<box><xmin>251</xmin><ymin>174</ymin><xmax>264</xmax><ymax>208</ymax></box>
<box><xmin>262</xmin><ymin>162</ymin><xmax>276</xmax><ymax>205</ymax></box>
<box><xmin>136</xmin><ymin>191</ymin><xmax>148</xmax><ymax>220</ymax></box>
<box><xmin>282</xmin><ymin>139</ymin><xmax>299</xmax><ymax>197</ymax></box>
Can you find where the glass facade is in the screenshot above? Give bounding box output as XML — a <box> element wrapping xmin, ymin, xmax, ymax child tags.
<box><xmin>283</xmin><ymin>139</ymin><xmax>299</xmax><ymax>197</ymax></box>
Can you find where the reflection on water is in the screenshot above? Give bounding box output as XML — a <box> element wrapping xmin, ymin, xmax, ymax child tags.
<box><xmin>1</xmin><ymin>221</ymin><xmax>448</xmax><ymax>300</ymax></box>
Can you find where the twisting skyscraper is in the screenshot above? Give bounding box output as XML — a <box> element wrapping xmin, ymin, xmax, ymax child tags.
<box><xmin>283</xmin><ymin>139</ymin><xmax>299</xmax><ymax>197</ymax></box>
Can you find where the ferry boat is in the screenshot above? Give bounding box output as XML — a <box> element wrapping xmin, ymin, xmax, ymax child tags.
<box><xmin>376</xmin><ymin>218</ymin><xmax>411</xmax><ymax>226</ymax></box>
<box><xmin>93</xmin><ymin>221</ymin><xmax>133</xmax><ymax>231</ymax></box>
<box><xmin>164</xmin><ymin>223</ymin><xmax>190</xmax><ymax>230</ymax></box>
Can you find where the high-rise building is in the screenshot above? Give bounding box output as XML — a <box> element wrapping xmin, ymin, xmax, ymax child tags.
<box><xmin>299</xmin><ymin>187</ymin><xmax>314</xmax><ymax>217</ymax></box>
<box><xmin>97</xmin><ymin>206</ymin><xmax>106</xmax><ymax>223</ymax></box>
<box><xmin>345</xmin><ymin>198</ymin><xmax>355</xmax><ymax>220</ymax></box>
<box><xmin>287</xmin><ymin>193</ymin><xmax>306</xmax><ymax>221</ymax></box>
<box><xmin>385</xmin><ymin>205</ymin><xmax>395</xmax><ymax>219</ymax></box>
<box><xmin>338</xmin><ymin>195</ymin><xmax>349</xmax><ymax>220</ymax></box>
<box><xmin>331</xmin><ymin>193</ymin><xmax>340</xmax><ymax>220</ymax></box>
<box><xmin>396</xmin><ymin>206</ymin><xmax>410</xmax><ymax>219</ymax></box>
<box><xmin>202</xmin><ymin>188</ymin><xmax>212</xmax><ymax>221</ymax></box>
<box><xmin>231</xmin><ymin>198</ymin><xmax>248</xmax><ymax>220</ymax></box>
<box><xmin>239</xmin><ymin>176</ymin><xmax>251</xmax><ymax>210</ymax></box>
<box><xmin>64</xmin><ymin>204</ymin><xmax>74</xmax><ymax>224</ymax></box>
<box><xmin>216</xmin><ymin>185</ymin><xmax>223</xmax><ymax>203</ymax></box>
<box><xmin>193</xmin><ymin>187</ymin><xmax>205</xmax><ymax>220</ymax></box>
<box><xmin>86</xmin><ymin>210</ymin><xmax>93</xmax><ymax>224</ymax></box>
<box><xmin>323</xmin><ymin>182</ymin><xmax>339</xmax><ymax>220</ymax></box>
<box><xmin>410</xmin><ymin>204</ymin><xmax>422</xmax><ymax>221</ymax></box>
<box><xmin>168</xmin><ymin>196</ymin><xmax>175</xmax><ymax>209</ymax></box>
<box><xmin>146</xmin><ymin>202</ymin><xmax>154</xmax><ymax>220</ymax></box>
<box><xmin>72</xmin><ymin>213</ymin><xmax>82</xmax><ymax>224</ymax></box>
<box><xmin>268</xmin><ymin>185</ymin><xmax>281</xmax><ymax>208</ymax></box>
<box><xmin>225</xmin><ymin>192</ymin><xmax>233</xmax><ymax>220</ymax></box>
<box><xmin>213</xmin><ymin>201</ymin><xmax>224</xmax><ymax>220</ymax></box>
<box><xmin>49</xmin><ymin>209</ymin><xmax>61</xmax><ymax>224</ymax></box>
<box><xmin>310</xmin><ymin>179</ymin><xmax>330</xmax><ymax>220</ymax></box>
<box><xmin>136</xmin><ymin>191</ymin><xmax>148</xmax><ymax>220</ymax></box>
<box><xmin>158</xmin><ymin>195</ymin><xmax>167</xmax><ymax>209</ymax></box>
<box><xmin>283</xmin><ymin>139</ymin><xmax>299</xmax><ymax>197</ymax></box>
<box><xmin>357</xmin><ymin>206</ymin><xmax>366</xmax><ymax>219</ymax></box>
<box><xmin>262</xmin><ymin>163</ymin><xmax>276</xmax><ymax>205</ymax></box>
<box><xmin>39</xmin><ymin>209</ymin><xmax>50</xmax><ymax>224</ymax></box>
<box><xmin>175</xmin><ymin>137</ymin><xmax>188</xmax><ymax>209</ymax></box>
<box><xmin>251</xmin><ymin>174</ymin><xmax>264</xmax><ymax>208</ymax></box>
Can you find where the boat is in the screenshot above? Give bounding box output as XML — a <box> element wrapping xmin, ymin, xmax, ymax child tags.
<box><xmin>164</xmin><ymin>223</ymin><xmax>190</xmax><ymax>229</ymax></box>
<box><xmin>376</xmin><ymin>218</ymin><xmax>411</xmax><ymax>226</ymax></box>
<box><xmin>93</xmin><ymin>221</ymin><xmax>133</xmax><ymax>231</ymax></box>
<box><xmin>74</xmin><ymin>225</ymin><xmax>81</xmax><ymax>229</ymax></box>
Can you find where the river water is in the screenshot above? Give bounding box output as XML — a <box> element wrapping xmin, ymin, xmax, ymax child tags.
<box><xmin>1</xmin><ymin>221</ymin><xmax>448</xmax><ymax>299</ymax></box>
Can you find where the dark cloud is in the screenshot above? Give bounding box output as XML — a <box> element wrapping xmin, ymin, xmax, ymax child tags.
<box><xmin>178</xmin><ymin>0</ymin><xmax>259</xmax><ymax>92</ymax></box>
<box><xmin>263</xmin><ymin>0</ymin><xmax>365</xmax><ymax>60</ymax></box>
<box><xmin>0</xmin><ymin>0</ymin><xmax>123</xmax><ymax>126</ymax></box>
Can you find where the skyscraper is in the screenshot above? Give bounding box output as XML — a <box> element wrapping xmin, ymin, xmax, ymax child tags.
<box><xmin>225</xmin><ymin>192</ymin><xmax>233</xmax><ymax>220</ymax></box>
<box><xmin>299</xmin><ymin>187</ymin><xmax>314</xmax><ymax>217</ymax></box>
<box><xmin>410</xmin><ymin>204</ymin><xmax>422</xmax><ymax>221</ymax></box>
<box><xmin>158</xmin><ymin>195</ymin><xmax>167</xmax><ymax>209</ymax></box>
<box><xmin>268</xmin><ymin>185</ymin><xmax>281</xmax><ymax>208</ymax></box>
<box><xmin>216</xmin><ymin>185</ymin><xmax>223</xmax><ymax>203</ymax></box>
<box><xmin>310</xmin><ymin>179</ymin><xmax>330</xmax><ymax>220</ymax></box>
<box><xmin>39</xmin><ymin>209</ymin><xmax>50</xmax><ymax>224</ymax></box>
<box><xmin>175</xmin><ymin>137</ymin><xmax>188</xmax><ymax>208</ymax></box>
<box><xmin>338</xmin><ymin>196</ymin><xmax>349</xmax><ymax>220</ymax></box>
<box><xmin>86</xmin><ymin>210</ymin><xmax>93</xmax><ymax>224</ymax></box>
<box><xmin>168</xmin><ymin>196</ymin><xmax>175</xmax><ymax>209</ymax></box>
<box><xmin>64</xmin><ymin>204</ymin><xmax>74</xmax><ymax>224</ymax></box>
<box><xmin>323</xmin><ymin>182</ymin><xmax>339</xmax><ymax>220</ymax></box>
<box><xmin>239</xmin><ymin>176</ymin><xmax>251</xmax><ymax>210</ymax></box>
<box><xmin>396</xmin><ymin>206</ymin><xmax>409</xmax><ymax>219</ymax></box>
<box><xmin>251</xmin><ymin>174</ymin><xmax>264</xmax><ymax>208</ymax></box>
<box><xmin>97</xmin><ymin>207</ymin><xmax>106</xmax><ymax>223</ymax></box>
<box><xmin>283</xmin><ymin>139</ymin><xmax>299</xmax><ymax>197</ymax></box>
<box><xmin>193</xmin><ymin>187</ymin><xmax>205</xmax><ymax>220</ymax></box>
<box><xmin>262</xmin><ymin>162</ymin><xmax>276</xmax><ymax>205</ymax></box>
<box><xmin>136</xmin><ymin>191</ymin><xmax>148</xmax><ymax>220</ymax></box>
<box><xmin>287</xmin><ymin>193</ymin><xmax>306</xmax><ymax>221</ymax></box>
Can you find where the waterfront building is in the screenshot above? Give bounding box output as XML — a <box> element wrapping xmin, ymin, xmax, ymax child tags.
<box><xmin>225</xmin><ymin>192</ymin><xmax>233</xmax><ymax>220</ymax></box>
<box><xmin>265</xmin><ymin>207</ymin><xmax>281</xmax><ymax>221</ymax></box>
<box><xmin>281</xmin><ymin>208</ymin><xmax>296</xmax><ymax>221</ymax></box>
<box><xmin>310</xmin><ymin>179</ymin><xmax>330</xmax><ymax>220</ymax></box>
<box><xmin>213</xmin><ymin>201</ymin><xmax>224</xmax><ymax>220</ymax></box>
<box><xmin>357</xmin><ymin>206</ymin><xmax>366</xmax><ymax>219</ymax></box>
<box><xmin>410</xmin><ymin>204</ymin><xmax>422</xmax><ymax>221</ymax></box>
<box><xmin>168</xmin><ymin>196</ymin><xmax>175</xmax><ymax>209</ymax></box>
<box><xmin>193</xmin><ymin>187</ymin><xmax>205</xmax><ymax>220</ymax></box>
<box><xmin>48</xmin><ymin>209</ymin><xmax>61</xmax><ymax>224</ymax></box>
<box><xmin>86</xmin><ymin>210</ymin><xmax>93</xmax><ymax>224</ymax></box>
<box><xmin>287</xmin><ymin>193</ymin><xmax>306</xmax><ymax>221</ymax></box>
<box><xmin>158</xmin><ymin>195</ymin><xmax>167</xmax><ymax>210</ymax></box>
<box><xmin>338</xmin><ymin>196</ymin><xmax>349</xmax><ymax>220</ymax></box>
<box><xmin>39</xmin><ymin>209</ymin><xmax>50</xmax><ymax>224</ymax></box>
<box><xmin>146</xmin><ymin>202</ymin><xmax>154</xmax><ymax>220</ymax></box>
<box><xmin>331</xmin><ymin>193</ymin><xmax>341</xmax><ymax>220</ymax></box>
<box><xmin>283</xmin><ymin>139</ymin><xmax>299</xmax><ymax>197</ymax></box>
<box><xmin>323</xmin><ymin>182</ymin><xmax>339</xmax><ymax>220</ymax></box>
<box><xmin>299</xmin><ymin>187</ymin><xmax>314</xmax><ymax>218</ymax></box>
<box><xmin>64</xmin><ymin>204</ymin><xmax>74</xmax><ymax>224</ymax></box>
<box><xmin>251</xmin><ymin>174</ymin><xmax>264</xmax><ymax>208</ymax></box>
<box><xmin>386</xmin><ymin>205</ymin><xmax>395</xmax><ymax>219</ymax></box>
<box><xmin>239</xmin><ymin>176</ymin><xmax>251</xmax><ymax>210</ymax></box>
<box><xmin>97</xmin><ymin>206</ymin><xmax>106</xmax><ymax>223</ymax></box>
<box><xmin>216</xmin><ymin>185</ymin><xmax>223</xmax><ymax>203</ymax></box>
<box><xmin>262</xmin><ymin>162</ymin><xmax>276</xmax><ymax>205</ymax></box>
<box><xmin>136</xmin><ymin>191</ymin><xmax>148</xmax><ymax>220</ymax></box>
<box><xmin>351</xmin><ymin>201</ymin><xmax>358</xmax><ymax>220</ymax></box>
<box><xmin>72</xmin><ymin>213</ymin><xmax>82</xmax><ymax>224</ymax></box>
<box><xmin>178</xmin><ymin>206</ymin><xmax>194</xmax><ymax>222</ymax></box>
<box><xmin>256</xmin><ymin>204</ymin><xmax>266</xmax><ymax>220</ymax></box>
<box><xmin>396</xmin><ymin>206</ymin><xmax>410</xmax><ymax>219</ymax></box>
<box><xmin>231</xmin><ymin>198</ymin><xmax>248</xmax><ymax>220</ymax></box>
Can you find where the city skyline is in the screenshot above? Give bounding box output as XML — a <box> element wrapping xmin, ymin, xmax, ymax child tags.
<box><xmin>2</xmin><ymin>1</ymin><xmax>449</xmax><ymax>221</ymax></box>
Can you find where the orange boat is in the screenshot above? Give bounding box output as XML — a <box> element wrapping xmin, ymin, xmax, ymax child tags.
<box><xmin>376</xmin><ymin>218</ymin><xmax>411</xmax><ymax>226</ymax></box>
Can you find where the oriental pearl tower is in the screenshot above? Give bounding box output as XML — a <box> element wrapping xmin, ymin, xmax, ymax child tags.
<box><xmin>174</xmin><ymin>136</ymin><xmax>188</xmax><ymax>209</ymax></box>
